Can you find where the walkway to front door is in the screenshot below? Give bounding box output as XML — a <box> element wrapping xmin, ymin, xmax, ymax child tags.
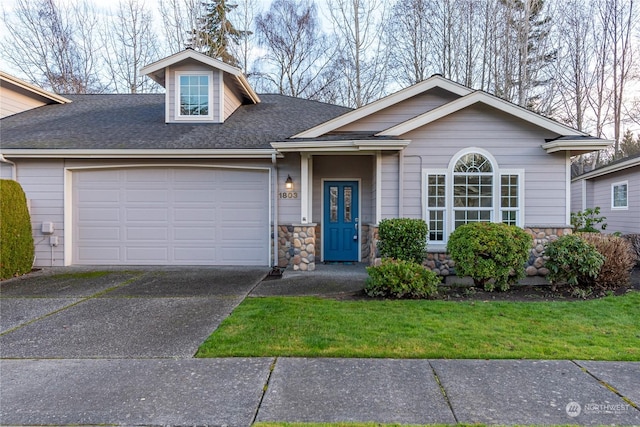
<box><xmin>323</xmin><ymin>181</ymin><xmax>359</xmax><ymax>262</ymax></box>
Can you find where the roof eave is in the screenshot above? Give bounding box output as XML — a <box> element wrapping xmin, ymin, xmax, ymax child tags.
<box><xmin>572</xmin><ymin>156</ymin><xmax>640</xmax><ymax>181</ymax></box>
<box><xmin>542</xmin><ymin>139</ymin><xmax>613</xmax><ymax>155</ymax></box>
<box><xmin>271</xmin><ymin>139</ymin><xmax>411</xmax><ymax>152</ymax></box>
<box><xmin>0</xmin><ymin>149</ymin><xmax>281</xmax><ymax>159</ymax></box>
<box><xmin>0</xmin><ymin>71</ymin><xmax>72</xmax><ymax>104</ymax></box>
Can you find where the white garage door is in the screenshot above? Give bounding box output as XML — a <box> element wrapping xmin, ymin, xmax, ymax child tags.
<box><xmin>72</xmin><ymin>167</ymin><xmax>270</xmax><ymax>265</ymax></box>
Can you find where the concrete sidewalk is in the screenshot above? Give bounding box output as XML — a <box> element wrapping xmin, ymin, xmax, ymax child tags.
<box><xmin>1</xmin><ymin>357</ymin><xmax>639</xmax><ymax>426</ymax></box>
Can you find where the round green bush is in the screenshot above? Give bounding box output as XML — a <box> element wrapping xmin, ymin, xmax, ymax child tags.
<box><xmin>377</xmin><ymin>218</ymin><xmax>428</xmax><ymax>263</ymax></box>
<box><xmin>365</xmin><ymin>258</ymin><xmax>440</xmax><ymax>299</ymax></box>
<box><xmin>446</xmin><ymin>222</ymin><xmax>532</xmax><ymax>291</ymax></box>
<box><xmin>544</xmin><ymin>234</ymin><xmax>605</xmax><ymax>287</ymax></box>
<box><xmin>0</xmin><ymin>179</ymin><xmax>35</xmax><ymax>279</ymax></box>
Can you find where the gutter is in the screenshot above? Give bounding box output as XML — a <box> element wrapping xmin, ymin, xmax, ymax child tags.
<box><xmin>0</xmin><ymin>149</ymin><xmax>284</xmax><ymax>159</ymax></box>
<box><xmin>0</xmin><ymin>154</ymin><xmax>17</xmax><ymax>180</ymax></box>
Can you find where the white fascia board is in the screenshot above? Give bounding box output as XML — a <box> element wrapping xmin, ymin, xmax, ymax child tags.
<box><xmin>571</xmin><ymin>156</ymin><xmax>640</xmax><ymax>182</ymax></box>
<box><xmin>377</xmin><ymin>91</ymin><xmax>589</xmax><ymax>137</ymax></box>
<box><xmin>0</xmin><ymin>149</ymin><xmax>282</xmax><ymax>159</ymax></box>
<box><xmin>0</xmin><ymin>71</ymin><xmax>72</xmax><ymax>104</ymax></box>
<box><xmin>291</xmin><ymin>76</ymin><xmax>472</xmax><ymax>139</ymax></box>
<box><xmin>271</xmin><ymin>140</ymin><xmax>411</xmax><ymax>152</ymax></box>
<box><xmin>542</xmin><ymin>139</ymin><xmax>613</xmax><ymax>155</ymax></box>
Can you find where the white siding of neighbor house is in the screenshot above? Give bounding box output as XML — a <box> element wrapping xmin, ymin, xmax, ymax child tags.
<box><xmin>583</xmin><ymin>166</ymin><xmax>640</xmax><ymax>234</ymax></box>
<box><xmin>0</xmin><ymin>85</ymin><xmax>48</xmax><ymax>118</ymax></box>
<box><xmin>334</xmin><ymin>88</ymin><xmax>461</xmax><ymax>133</ymax></box>
<box><xmin>223</xmin><ymin>74</ymin><xmax>244</xmax><ymax>120</ymax></box>
<box><xmin>381</xmin><ymin>104</ymin><xmax>567</xmax><ymax>226</ymax></box>
<box><xmin>166</xmin><ymin>61</ymin><xmax>221</xmax><ymax>123</ymax></box>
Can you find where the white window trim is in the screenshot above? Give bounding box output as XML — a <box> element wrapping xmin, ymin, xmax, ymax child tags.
<box><xmin>175</xmin><ymin>70</ymin><xmax>215</xmax><ymax>121</ymax></box>
<box><xmin>422</xmin><ymin>169</ymin><xmax>447</xmax><ymax>245</ymax></box>
<box><xmin>422</xmin><ymin>148</ymin><xmax>525</xmax><ymax>249</ymax></box>
<box><xmin>611</xmin><ymin>180</ymin><xmax>629</xmax><ymax>210</ymax></box>
<box><xmin>500</xmin><ymin>169</ymin><xmax>525</xmax><ymax>227</ymax></box>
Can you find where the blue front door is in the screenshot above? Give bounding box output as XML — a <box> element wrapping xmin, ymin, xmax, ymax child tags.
<box><xmin>323</xmin><ymin>181</ymin><xmax>359</xmax><ymax>262</ymax></box>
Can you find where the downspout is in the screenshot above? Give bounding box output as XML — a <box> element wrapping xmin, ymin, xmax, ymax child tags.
<box><xmin>272</xmin><ymin>152</ymin><xmax>279</xmax><ymax>268</ymax></box>
<box><xmin>0</xmin><ymin>154</ymin><xmax>17</xmax><ymax>180</ymax></box>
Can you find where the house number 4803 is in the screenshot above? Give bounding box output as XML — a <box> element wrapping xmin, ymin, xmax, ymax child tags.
<box><xmin>279</xmin><ymin>192</ymin><xmax>298</xmax><ymax>199</ymax></box>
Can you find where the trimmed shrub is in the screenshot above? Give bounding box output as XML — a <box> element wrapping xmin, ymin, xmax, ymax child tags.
<box><xmin>446</xmin><ymin>222</ymin><xmax>532</xmax><ymax>291</ymax></box>
<box><xmin>377</xmin><ymin>218</ymin><xmax>428</xmax><ymax>263</ymax></box>
<box><xmin>0</xmin><ymin>179</ymin><xmax>35</xmax><ymax>279</ymax></box>
<box><xmin>365</xmin><ymin>258</ymin><xmax>440</xmax><ymax>299</ymax></box>
<box><xmin>622</xmin><ymin>234</ymin><xmax>640</xmax><ymax>266</ymax></box>
<box><xmin>544</xmin><ymin>234</ymin><xmax>604</xmax><ymax>287</ymax></box>
<box><xmin>578</xmin><ymin>233</ymin><xmax>635</xmax><ymax>290</ymax></box>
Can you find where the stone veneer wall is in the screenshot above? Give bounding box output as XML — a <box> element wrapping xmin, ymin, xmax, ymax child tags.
<box><xmin>277</xmin><ymin>224</ymin><xmax>316</xmax><ymax>271</ymax></box>
<box><xmin>368</xmin><ymin>225</ymin><xmax>572</xmax><ymax>277</ymax></box>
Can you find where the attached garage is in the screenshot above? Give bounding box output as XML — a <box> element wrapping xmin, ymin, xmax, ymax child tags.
<box><xmin>71</xmin><ymin>167</ymin><xmax>270</xmax><ymax>266</ymax></box>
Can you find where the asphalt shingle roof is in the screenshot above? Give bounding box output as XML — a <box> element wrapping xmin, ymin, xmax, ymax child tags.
<box><xmin>0</xmin><ymin>94</ymin><xmax>352</xmax><ymax>150</ymax></box>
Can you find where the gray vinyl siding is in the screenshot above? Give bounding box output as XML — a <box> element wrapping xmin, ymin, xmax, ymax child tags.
<box><xmin>585</xmin><ymin>166</ymin><xmax>639</xmax><ymax>234</ymax></box>
<box><xmin>0</xmin><ymin>163</ymin><xmax>14</xmax><ymax>179</ymax></box>
<box><xmin>11</xmin><ymin>160</ymin><xmax>65</xmax><ymax>267</ymax></box>
<box><xmin>276</xmin><ymin>153</ymin><xmax>302</xmax><ymax>224</ymax></box>
<box><xmin>571</xmin><ymin>180</ymin><xmax>584</xmax><ymax>212</ymax></box>
<box><xmin>335</xmin><ymin>88</ymin><xmax>461</xmax><ymax>133</ymax></box>
<box><xmin>382</xmin><ymin>104</ymin><xmax>567</xmax><ymax>226</ymax></box>
<box><xmin>381</xmin><ymin>153</ymin><xmax>399</xmax><ymax>219</ymax></box>
<box><xmin>166</xmin><ymin>61</ymin><xmax>221</xmax><ymax>123</ymax></box>
<box><xmin>0</xmin><ymin>85</ymin><xmax>47</xmax><ymax>118</ymax></box>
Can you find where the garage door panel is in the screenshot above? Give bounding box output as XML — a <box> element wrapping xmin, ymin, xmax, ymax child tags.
<box><xmin>73</xmin><ymin>167</ymin><xmax>269</xmax><ymax>266</ymax></box>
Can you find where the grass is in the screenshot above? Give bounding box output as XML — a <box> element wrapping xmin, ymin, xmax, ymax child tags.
<box><xmin>196</xmin><ymin>292</ymin><xmax>640</xmax><ymax>360</ymax></box>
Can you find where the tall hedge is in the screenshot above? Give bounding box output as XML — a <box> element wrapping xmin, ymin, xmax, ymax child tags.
<box><xmin>0</xmin><ymin>179</ymin><xmax>35</xmax><ymax>279</ymax></box>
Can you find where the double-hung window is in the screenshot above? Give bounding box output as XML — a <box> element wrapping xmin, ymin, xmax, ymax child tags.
<box><xmin>424</xmin><ymin>149</ymin><xmax>524</xmax><ymax>245</ymax></box>
<box><xmin>612</xmin><ymin>181</ymin><xmax>628</xmax><ymax>209</ymax></box>
<box><xmin>176</xmin><ymin>71</ymin><xmax>213</xmax><ymax>120</ymax></box>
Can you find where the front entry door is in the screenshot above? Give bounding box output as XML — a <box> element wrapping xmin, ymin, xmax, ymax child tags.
<box><xmin>323</xmin><ymin>181</ymin><xmax>359</xmax><ymax>262</ymax></box>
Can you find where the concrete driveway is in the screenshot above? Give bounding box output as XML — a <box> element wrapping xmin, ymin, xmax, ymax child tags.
<box><xmin>0</xmin><ymin>266</ymin><xmax>267</xmax><ymax>358</ymax></box>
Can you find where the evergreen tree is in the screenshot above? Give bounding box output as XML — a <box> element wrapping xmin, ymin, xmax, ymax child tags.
<box><xmin>189</xmin><ymin>0</ymin><xmax>246</xmax><ymax>66</ymax></box>
<box><xmin>619</xmin><ymin>129</ymin><xmax>640</xmax><ymax>158</ymax></box>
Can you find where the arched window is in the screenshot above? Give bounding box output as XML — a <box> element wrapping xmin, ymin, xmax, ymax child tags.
<box><xmin>423</xmin><ymin>149</ymin><xmax>523</xmax><ymax>245</ymax></box>
<box><xmin>452</xmin><ymin>153</ymin><xmax>494</xmax><ymax>228</ymax></box>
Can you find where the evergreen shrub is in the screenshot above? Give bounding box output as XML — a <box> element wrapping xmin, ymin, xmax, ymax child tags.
<box><xmin>446</xmin><ymin>222</ymin><xmax>532</xmax><ymax>291</ymax></box>
<box><xmin>0</xmin><ymin>179</ymin><xmax>35</xmax><ymax>279</ymax></box>
<box><xmin>377</xmin><ymin>218</ymin><xmax>428</xmax><ymax>263</ymax></box>
<box><xmin>544</xmin><ymin>234</ymin><xmax>604</xmax><ymax>287</ymax></box>
<box><xmin>365</xmin><ymin>258</ymin><xmax>440</xmax><ymax>299</ymax></box>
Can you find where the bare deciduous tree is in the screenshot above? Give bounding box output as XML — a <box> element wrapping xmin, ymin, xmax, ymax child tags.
<box><xmin>103</xmin><ymin>0</ymin><xmax>161</xmax><ymax>93</ymax></box>
<box><xmin>1</xmin><ymin>0</ymin><xmax>104</xmax><ymax>93</ymax></box>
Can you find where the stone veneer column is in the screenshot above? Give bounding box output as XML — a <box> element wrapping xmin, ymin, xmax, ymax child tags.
<box><xmin>278</xmin><ymin>224</ymin><xmax>316</xmax><ymax>271</ymax></box>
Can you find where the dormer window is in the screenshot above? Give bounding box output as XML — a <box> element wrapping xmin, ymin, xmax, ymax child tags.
<box><xmin>176</xmin><ymin>71</ymin><xmax>214</xmax><ymax>120</ymax></box>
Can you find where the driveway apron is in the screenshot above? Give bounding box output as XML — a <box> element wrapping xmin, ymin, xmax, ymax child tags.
<box><xmin>0</xmin><ymin>266</ymin><xmax>266</xmax><ymax>358</ymax></box>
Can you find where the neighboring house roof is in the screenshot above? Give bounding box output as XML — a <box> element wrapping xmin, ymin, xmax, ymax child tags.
<box><xmin>0</xmin><ymin>93</ymin><xmax>351</xmax><ymax>154</ymax></box>
<box><xmin>0</xmin><ymin>71</ymin><xmax>71</xmax><ymax>118</ymax></box>
<box><xmin>140</xmin><ymin>49</ymin><xmax>260</xmax><ymax>104</ymax></box>
<box><xmin>572</xmin><ymin>152</ymin><xmax>640</xmax><ymax>182</ymax></box>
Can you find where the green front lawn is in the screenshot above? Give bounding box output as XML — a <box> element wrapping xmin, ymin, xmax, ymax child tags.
<box><xmin>196</xmin><ymin>292</ymin><xmax>639</xmax><ymax>360</ymax></box>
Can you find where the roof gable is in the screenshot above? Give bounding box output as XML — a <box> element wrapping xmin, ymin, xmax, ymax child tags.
<box><xmin>0</xmin><ymin>71</ymin><xmax>71</xmax><ymax>118</ymax></box>
<box><xmin>292</xmin><ymin>75</ymin><xmax>471</xmax><ymax>138</ymax></box>
<box><xmin>141</xmin><ymin>49</ymin><xmax>259</xmax><ymax>104</ymax></box>
<box><xmin>377</xmin><ymin>90</ymin><xmax>588</xmax><ymax>137</ymax></box>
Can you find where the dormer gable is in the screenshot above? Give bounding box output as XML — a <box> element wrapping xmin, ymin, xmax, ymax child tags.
<box><xmin>140</xmin><ymin>49</ymin><xmax>259</xmax><ymax>124</ymax></box>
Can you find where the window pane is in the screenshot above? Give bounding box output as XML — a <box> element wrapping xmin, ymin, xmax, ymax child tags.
<box><xmin>344</xmin><ymin>186</ymin><xmax>352</xmax><ymax>222</ymax></box>
<box><xmin>454</xmin><ymin>153</ymin><xmax>493</xmax><ymax>173</ymax></box>
<box><xmin>330</xmin><ymin>186</ymin><xmax>338</xmax><ymax>222</ymax></box>
<box><xmin>429</xmin><ymin>211</ymin><xmax>444</xmax><ymax>241</ymax></box>
<box><xmin>179</xmin><ymin>74</ymin><xmax>209</xmax><ymax>116</ymax></box>
<box><xmin>613</xmin><ymin>184</ymin><xmax>628</xmax><ymax>207</ymax></box>
<box><xmin>428</xmin><ymin>174</ymin><xmax>445</xmax><ymax>207</ymax></box>
<box><xmin>501</xmin><ymin>175</ymin><xmax>518</xmax><ymax>208</ymax></box>
<box><xmin>502</xmin><ymin>210</ymin><xmax>517</xmax><ymax>225</ymax></box>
